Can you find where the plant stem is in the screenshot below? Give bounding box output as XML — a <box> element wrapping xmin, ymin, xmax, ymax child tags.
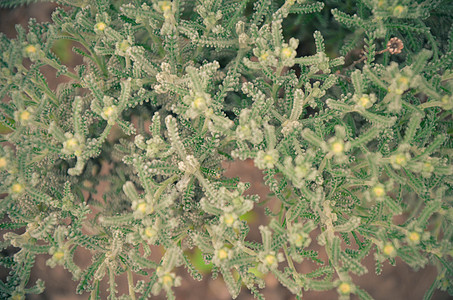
<box><xmin>127</xmin><ymin>267</ymin><xmax>137</xmax><ymax>300</ymax></box>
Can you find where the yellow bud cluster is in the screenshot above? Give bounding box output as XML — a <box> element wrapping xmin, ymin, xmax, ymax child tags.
<box><xmin>95</xmin><ymin>22</ymin><xmax>106</xmax><ymax>31</ymax></box>
<box><xmin>338</xmin><ymin>282</ymin><xmax>351</xmax><ymax>294</ymax></box>
<box><xmin>25</xmin><ymin>45</ymin><xmax>37</xmax><ymax>54</ymax></box>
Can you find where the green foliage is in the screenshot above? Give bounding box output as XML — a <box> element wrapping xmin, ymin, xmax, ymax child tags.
<box><xmin>0</xmin><ymin>0</ymin><xmax>452</xmax><ymax>299</ymax></box>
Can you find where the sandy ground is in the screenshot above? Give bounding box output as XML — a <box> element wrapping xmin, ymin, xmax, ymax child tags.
<box><xmin>0</xmin><ymin>3</ymin><xmax>450</xmax><ymax>300</ymax></box>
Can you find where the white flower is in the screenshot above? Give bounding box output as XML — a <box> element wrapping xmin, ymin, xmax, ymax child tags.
<box><xmin>62</xmin><ymin>133</ymin><xmax>85</xmax><ymax>156</ymax></box>
<box><xmin>132</xmin><ymin>199</ymin><xmax>154</xmax><ymax>218</ymax></box>
<box><xmin>94</xmin><ymin>22</ymin><xmax>107</xmax><ymax>32</ymax></box>
<box><xmin>14</xmin><ymin>108</ymin><xmax>34</xmax><ymax>125</ymax></box>
<box><xmin>258</xmin><ymin>251</ymin><xmax>284</xmax><ymax>272</ymax></box>
<box><xmin>101</xmin><ymin>105</ymin><xmax>118</xmax><ymax>124</ymax></box>
<box><xmin>353</xmin><ymin>93</ymin><xmax>376</xmax><ymax>109</ymax></box>
<box><xmin>255</xmin><ymin>149</ymin><xmax>279</xmax><ymax>169</ymax></box>
<box><xmin>390</xmin><ymin>152</ymin><xmax>410</xmax><ymax>169</ymax></box>
<box><xmin>212</xmin><ymin>246</ymin><xmax>233</xmax><ymax>265</ymax></box>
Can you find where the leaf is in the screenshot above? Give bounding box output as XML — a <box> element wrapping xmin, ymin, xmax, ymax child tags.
<box><xmin>411</xmin><ymin>49</ymin><xmax>433</xmax><ymax>74</ymax></box>
<box><xmin>415</xmin><ymin>135</ymin><xmax>446</xmax><ymax>159</ymax></box>
<box><xmin>383</xmin><ymin>196</ymin><xmax>402</xmax><ymax>215</ymax></box>
<box><xmin>182</xmin><ymin>253</ymin><xmax>203</xmax><ymax>281</ymax></box>
<box><xmin>331</xmin><ymin>8</ymin><xmax>365</xmax><ymax>29</ymax></box>
<box><xmin>0</xmin><ymin>222</ymin><xmax>27</xmax><ymax>230</ymax></box>
<box><xmin>359</xmin><ymin>110</ymin><xmax>396</xmax><ymax>126</ymax></box>
<box><xmin>252</xmin><ymin>0</ymin><xmax>271</xmax><ymax>26</ymax></box>
<box><xmin>340</xmin><ymin>252</ymin><xmax>367</xmax><ymax>275</ymax></box>
<box><xmin>220</xmin><ymin>266</ymin><xmax>241</xmax><ymax>298</ymax></box>
<box><xmin>305</xmin><ymin>266</ymin><xmax>334</xmax><ymax>279</ymax></box>
<box><xmin>272</xmin><ymin>269</ymin><xmax>300</xmax><ymax>294</ymax></box>
<box><xmin>302</xmin><ymin>128</ymin><xmax>327</xmax><ymax>151</ymax></box>
<box><xmin>313</xmin><ymin>31</ymin><xmax>325</xmax><ymax>53</ymax></box>
<box><xmin>306</xmin><ymin>278</ymin><xmax>334</xmax><ymax>291</ymax></box>
<box><xmin>331</xmin><ymin>236</ymin><xmax>340</xmax><ymax>265</ymax></box>
<box><xmin>350</xmin><ymin>126</ymin><xmax>381</xmax><ymax>149</ymax></box>
<box><xmin>355</xmin><ymin>287</ymin><xmax>374</xmax><ymax>300</ymax></box>
<box><xmin>334</xmin><ymin>216</ymin><xmax>361</xmax><ymax>233</ymax></box>
<box><xmin>76</xmin><ymin>253</ymin><xmax>106</xmax><ymax>294</ymax></box>
<box><xmin>417</xmin><ymin>199</ymin><xmax>442</xmax><ymax>229</ymax></box>
<box><xmin>165</xmin><ymin>115</ymin><xmax>187</xmax><ymax>159</ymax></box>
<box><xmin>404</xmin><ymin>169</ymin><xmax>426</xmax><ymax>196</ymax></box>
<box><xmin>326</xmin><ymin>100</ymin><xmax>354</xmax><ymax>113</ymax></box>
<box><xmin>289</xmin><ymin>2</ymin><xmax>324</xmax><ymax>15</ymax></box>
<box><xmin>100</xmin><ymin>213</ymin><xmax>135</xmax><ymax>226</ymax></box>
<box><xmin>404</xmin><ymin>112</ymin><xmax>424</xmax><ymax>143</ymax></box>
<box><xmin>398</xmin><ymin>247</ymin><xmax>428</xmax><ymax>270</ymax></box>
<box><xmin>0</xmin><ymin>114</ymin><xmax>15</xmax><ymax>131</ymax></box>
<box><xmin>351</xmin><ymin>70</ymin><xmax>363</xmax><ymax>95</ymax></box>
<box><xmin>363</xmin><ymin>66</ymin><xmax>387</xmax><ymax>90</ymax></box>
<box><xmin>422</xmin><ymin>277</ymin><xmax>438</xmax><ymax>300</ymax></box>
<box><xmin>0</xmin><ymin>0</ymin><xmax>49</xmax><ymax>8</ymax></box>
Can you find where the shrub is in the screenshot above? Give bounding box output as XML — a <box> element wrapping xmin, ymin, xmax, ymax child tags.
<box><xmin>0</xmin><ymin>0</ymin><xmax>452</xmax><ymax>299</ymax></box>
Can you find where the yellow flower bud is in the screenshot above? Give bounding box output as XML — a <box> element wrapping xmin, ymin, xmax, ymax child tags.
<box><xmin>137</xmin><ymin>202</ymin><xmax>148</xmax><ymax>214</ymax></box>
<box><xmin>95</xmin><ymin>22</ymin><xmax>106</xmax><ymax>31</ymax></box>
<box><xmin>118</xmin><ymin>40</ymin><xmax>130</xmax><ymax>52</ymax></box>
<box><xmin>192</xmin><ymin>97</ymin><xmax>206</xmax><ymax>109</ymax></box>
<box><xmin>397</xmin><ymin>76</ymin><xmax>409</xmax><ymax>85</ymax></box>
<box><xmin>264</xmin><ymin>254</ymin><xmax>276</xmax><ymax>266</ymax></box>
<box><xmin>25</xmin><ymin>45</ymin><xmax>37</xmax><ymax>54</ymax></box>
<box><xmin>162</xmin><ymin>274</ymin><xmax>173</xmax><ymax>286</ymax></box>
<box><xmin>331</xmin><ymin>141</ymin><xmax>344</xmax><ymax>154</ymax></box>
<box><xmin>0</xmin><ymin>157</ymin><xmax>6</xmax><ymax>169</ymax></box>
<box><xmin>217</xmin><ymin>248</ymin><xmax>229</xmax><ymax>260</ymax></box>
<box><xmin>259</xmin><ymin>52</ymin><xmax>269</xmax><ymax>61</ymax></box>
<box><xmin>159</xmin><ymin>1</ymin><xmax>172</xmax><ymax>12</ymax></box>
<box><xmin>359</xmin><ymin>96</ymin><xmax>370</xmax><ymax>107</ymax></box>
<box><xmin>372</xmin><ymin>185</ymin><xmax>385</xmax><ymax>198</ymax></box>
<box><xmin>103</xmin><ymin>106</ymin><xmax>116</xmax><ymax>118</ymax></box>
<box><xmin>223</xmin><ymin>213</ymin><xmax>235</xmax><ymax>226</ymax></box>
<box><xmin>263</xmin><ymin>154</ymin><xmax>274</xmax><ymax>164</ymax></box>
<box><xmin>338</xmin><ymin>282</ymin><xmax>351</xmax><ymax>294</ymax></box>
<box><xmin>19</xmin><ymin>110</ymin><xmax>31</xmax><ymax>121</ymax></box>
<box><xmin>144</xmin><ymin>227</ymin><xmax>156</xmax><ymax>238</ymax></box>
<box><xmin>281</xmin><ymin>47</ymin><xmax>294</xmax><ymax>59</ymax></box>
<box><xmin>393</xmin><ymin>5</ymin><xmax>406</xmax><ymax>16</ymax></box>
<box><xmin>11</xmin><ymin>183</ymin><xmax>24</xmax><ymax>194</ymax></box>
<box><xmin>395</xmin><ymin>154</ymin><xmax>406</xmax><ymax>165</ymax></box>
<box><xmin>408</xmin><ymin>231</ymin><xmax>420</xmax><ymax>243</ymax></box>
<box><xmin>53</xmin><ymin>250</ymin><xmax>65</xmax><ymax>261</ymax></box>
<box><xmin>11</xmin><ymin>293</ymin><xmax>24</xmax><ymax>300</ymax></box>
<box><xmin>383</xmin><ymin>244</ymin><xmax>396</xmax><ymax>256</ymax></box>
<box><xmin>66</xmin><ymin>138</ymin><xmax>79</xmax><ymax>148</ymax></box>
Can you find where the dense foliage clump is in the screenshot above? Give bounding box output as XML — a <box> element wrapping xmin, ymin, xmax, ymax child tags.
<box><xmin>0</xmin><ymin>0</ymin><xmax>452</xmax><ymax>299</ymax></box>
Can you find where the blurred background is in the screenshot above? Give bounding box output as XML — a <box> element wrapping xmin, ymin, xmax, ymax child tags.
<box><xmin>0</xmin><ymin>2</ymin><xmax>450</xmax><ymax>300</ymax></box>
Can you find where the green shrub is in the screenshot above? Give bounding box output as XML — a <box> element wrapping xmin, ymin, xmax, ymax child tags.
<box><xmin>0</xmin><ymin>0</ymin><xmax>452</xmax><ymax>299</ymax></box>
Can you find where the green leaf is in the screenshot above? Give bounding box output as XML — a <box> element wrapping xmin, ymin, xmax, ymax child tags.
<box><xmin>289</xmin><ymin>2</ymin><xmax>324</xmax><ymax>15</ymax></box>
<box><xmin>331</xmin><ymin>8</ymin><xmax>365</xmax><ymax>29</ymax></box>
<box><xmin>313</xmin><ymin>31</ymin><xmax>325</xmax><ymax>53</ymax></box>
<box><xmin>220</xmin><ymin>266</ymin><xmax>241</xmax><ymax>298</ymax></box>
<box><xmin>359</xmin><ymin>110</ymin><xmax>396</xmax><ymax>126</ymax></box>
<box><xmin>76</xmin><ymin>253</ymin><xmax>106</xmax><ymax>294</ymax></box>
<box><xmin>383</xmin><ymin>196</ymin><xmax>402</xmax><ymax>215</ymax></box>
<box><xmin>272</xmin><ymin>269</ymin><xmax>300</xmax><ymax>294</ymax></box>
<box><xmin>0</xmin><ymin>0</ymin><xmax>49</xmax><ymax>8</ymax></box>
<box><xmin>331</xmin><ymin>236</ymin><xmax>341</xmax><ymax>265</ymax></box>
<box><xmin>351</xmin><ymin>70</ymin><xmax>363</xmax><ymax>95</ymax></box>
<box><xmin>355</xmin><ymin>287</ymin><xmax>373</xmax><ymax>300</ymax></box>
<box><xmin>340</xmin><ymin>252</ymin><xmax>367</xmax><ymax>275</ymax></box>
